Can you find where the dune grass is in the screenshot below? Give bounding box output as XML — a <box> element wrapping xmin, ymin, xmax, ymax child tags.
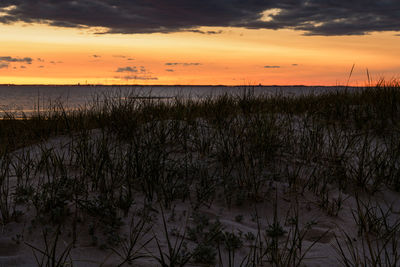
<box><xmin>1</xmin><ymin>81</ymin><xmax>400</xmax><ymax>266</ymax></box>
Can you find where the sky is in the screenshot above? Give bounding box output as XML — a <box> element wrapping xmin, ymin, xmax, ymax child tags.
<box><xmin>0</xmin><ymin>1</ymin><xmax>399</xmax><ymax>86</ymax></box>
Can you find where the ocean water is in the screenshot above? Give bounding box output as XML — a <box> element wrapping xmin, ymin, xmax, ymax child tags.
<box><xmin>0</xmin><ymin>85</ymin><xmax>354</xmax><ymax>117</ymax></box>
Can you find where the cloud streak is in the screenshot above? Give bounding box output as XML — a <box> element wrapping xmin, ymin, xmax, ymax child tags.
<box><xmin>0</xmin><ymin>56</ymin><xmax>32</xmax><ymax>64</ymax></box>
<box><xmin>116</xmin><ymin>66</ymin><xmax>149</xmax><ymax>73</ymax></box>
<box><xmin>116</xmin><ymin>66</ymin><xmax>138</xmax><ymax>73</ymax></box>
<box><xmin>1</xmin><ymin>1</ymin><xmax>398</xmax><ymax>35</ymax></box>
<box><xmin>186</xmin><ymin>29</ymin><xmax>223</xmax><ymax>35</ymax></box>
<box><xmin>165</xmin><ymin>62</ymin><xmax>201</xmax><ymax>66</ymax></box>
<box><xmin>115</xmin><ymin>65</ymin><xmax>156</xmax><ymax>80</ymax></box>
<box><xmin>264</xmin><ymin>65</ymin><xmax>280</xmax><ymax>69</ymax></box>
<box><xmin>119</xmin><ymin>75</ymin><xmax>158</xmax><ymax>81</ymax></box>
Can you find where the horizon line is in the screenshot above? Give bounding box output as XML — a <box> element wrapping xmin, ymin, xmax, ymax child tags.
<box><xmin>0</xmin><ymin>83</ymin><xmax>367</xmax><ymax>88</ymax></box>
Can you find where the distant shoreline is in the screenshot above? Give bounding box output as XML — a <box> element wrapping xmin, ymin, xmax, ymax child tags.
<box><xmin>0</xmin><ymin>84</ymin><xmax>367</xmax><ymax>88</ymax></box>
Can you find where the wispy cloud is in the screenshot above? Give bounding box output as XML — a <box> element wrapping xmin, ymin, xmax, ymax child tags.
<box><xmin>165</xmin><ymin>62</ymin><xmax>201</xmax><ymax>66</ymax></box>
<box><xmin>116</xmin><ymin>66</ymin><xmax>149</xmax><ymax>73</ymax></box>
<box><xmin>116</xmin><ymin>66</ymin><xmax>138</xmax><ymax>73</ymax></box>
<box><xmin>186</xmin><ymin>29</ymin><xmax>223</xmax><ymax>35</ymax></box>
<box><xmin>117</xmin><ymin>75</ymin><xmax>158</xmax><ymax>81</ymax></box>
<box><xmin>92</xmin><ymin>55</ymin><xmax>101</xmax><ymax>58</ymax></box>
<box><xmin>0</xmin><ymin>63</ymin><xmax>8</xmax><ymax>69</ymax></box>
<box><xmin>0</xmin><ymin>56</ymin><xmax>32</xmax><ymax>64</ymax></box>
<box><xmin>165</xmin><ymin>69</ymin><xmax>175</xmax><ymax>72</ymax></box>
<box><xmin>264</xmin><ymin>65</ymin><xmax>280</xmax><ymax>69</ymax></box>
<box><xmin>115</xmin><ymin>65</ymin><xmax>156</xmax><ymax>80</ymax></box>
<box><xmin>113</xmin><ymin>55</ymin><xmax>134</xmax><ymax>61</ymax></box>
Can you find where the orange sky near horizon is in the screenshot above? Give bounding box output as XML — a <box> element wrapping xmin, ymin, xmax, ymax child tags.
<box><xmin>0</xmin><ymin>23</ymin><xmax>399</xmax><ymax>86</ymax></box>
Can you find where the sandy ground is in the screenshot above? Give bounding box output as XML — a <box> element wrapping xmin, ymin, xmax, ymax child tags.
<box><xmin>1</xmin><ymin>132</ymin><xmax>400</xmax><ymax>267</ymax></box>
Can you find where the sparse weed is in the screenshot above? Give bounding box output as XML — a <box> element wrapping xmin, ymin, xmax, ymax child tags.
<box><xmin>25</xmin><ymin>225</ymin><xmax>73</xmax><ymax>267</ymax></box>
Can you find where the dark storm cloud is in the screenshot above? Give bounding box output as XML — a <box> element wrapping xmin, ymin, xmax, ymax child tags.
<box><xmin>264</xmin><ymin>65</ymin><xmax>280</xmax><ymax>69</ymax></box>
<box><xmin>0</xmin><ymin>1</ymin><xmax>399</xmax><ymax>36</ymax></box>
<box><xmin>0</xmin><ymin>56</ymin><xmax>32</xmax><ymax>64</ymax></box>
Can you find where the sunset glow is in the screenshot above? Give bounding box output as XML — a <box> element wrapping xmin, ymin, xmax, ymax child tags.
<box><xmin>0</xmin><ymin>2</ymin><xmax>399</xmax><ymax>85</ymax></box>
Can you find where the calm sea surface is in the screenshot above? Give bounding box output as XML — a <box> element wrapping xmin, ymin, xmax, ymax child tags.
<box><xmin>0</xmin><ymin>85</ymin><xmax>355</xmax><ymax>117</ymax></box>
